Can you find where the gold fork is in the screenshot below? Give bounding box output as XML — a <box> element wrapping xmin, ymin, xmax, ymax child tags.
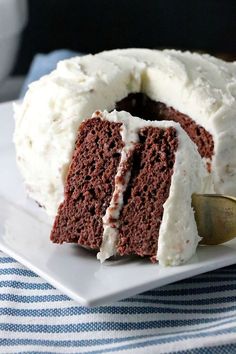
<box><xmin>192</xmin><ymin>194</ymin><xmax>236</xmax><ymax>245</ymax></box>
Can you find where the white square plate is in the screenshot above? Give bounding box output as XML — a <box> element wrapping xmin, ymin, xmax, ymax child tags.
<box><xmin>1</xmin><ymin>101</ymin><xmax>236</xmax><ymax>307</ymax></box>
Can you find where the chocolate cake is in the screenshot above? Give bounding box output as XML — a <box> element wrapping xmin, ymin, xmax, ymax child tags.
<box><xmin>51</xmin><ymin>117</ymin><xmax>124</xmax><ymax>249</ymax></box>
<box><xmin>14</xmin><ymin>48</ymin><xmax>236</xmax><ymax>265</ymax></box>
<box><xmin>51</xmin><ymin>110</ymin><xmax>207</xmax><ymax>266</ymax></box>
<box><xmin>14</xmin><ymin>49</ymin><xmax>236</xmax><ymax>216</ymax></box>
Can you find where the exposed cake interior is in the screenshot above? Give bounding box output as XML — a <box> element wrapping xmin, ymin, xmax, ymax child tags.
<box><xmin>117</xmin><ymin>126</ymin><xmax>178</xmax><ymax>262</ymax></box>
<box><xmin>51</xmin><ymin>113</ymin><xmax>178</xmax><ymax>262</ymax></box>
<box><xmin>115</xmin><ymin>93</ymin><xmax>214</xmax><ymax>162</ymax></box>
<box><xmin>50</xmin><ymin>117</ymin><xmax>124</xmax><ymax>250</ymax></box>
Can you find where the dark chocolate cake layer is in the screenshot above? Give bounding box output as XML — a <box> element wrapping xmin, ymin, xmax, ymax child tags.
<box><xmin>115</xmin><ymin>93</ymin><xmax>214</xmax><ymax>160</ymax></box>
<box><xmin>51</xmin><ymin>115</ymin><xmax>179</xmax><ymax>261</ymax></box>
<box><xmin>117</xmin><ymin>127</ymin><xmax>178</xmax><ymax>261</ymax></box>
<box><xmin>50</xmin><ymin>117</ymin><xmax>124</xmax><ymax>249</ymax></box>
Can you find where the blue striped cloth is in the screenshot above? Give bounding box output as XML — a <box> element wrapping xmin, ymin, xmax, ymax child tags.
<box><xmin>1</xmin><ymin>251</ymin><xmax>236</xmax><ymax>353</ymax></box>
<box><xmin>2</xmin><ymin>49</ymin><xmax>234</xmax><ymax>353</ymax></box>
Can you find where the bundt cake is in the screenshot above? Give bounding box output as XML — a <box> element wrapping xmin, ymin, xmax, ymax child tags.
<box><xmin>50</xmin><ymin>110</ymin><xmax>207</xmax><ymax>266</ymax></box>
<box><xmin>14</xmin><ymin>49</ymin><xmax>236</xmax><ymax>217</ymax></box>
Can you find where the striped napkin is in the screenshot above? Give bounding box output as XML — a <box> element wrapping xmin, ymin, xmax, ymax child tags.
<box><xmin>1</xmin><ymin>50</ymin><xmax>234</xmax><ymax>353</ymax></box>
<box><xmin>1</xmin><ymin>251</ymin><xmax>236</xmax><ymax>353</ymax></box>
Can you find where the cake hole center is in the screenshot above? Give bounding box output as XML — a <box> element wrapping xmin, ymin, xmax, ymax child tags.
<box><xmin>115</xmin><ymin>93</ymin><xmax>214</xmax><ymax>161</ymax></box>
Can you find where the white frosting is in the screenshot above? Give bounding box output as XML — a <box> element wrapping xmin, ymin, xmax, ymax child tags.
<box><xmin>14</xmin><ymin>49</ymin><xmax>236</xmax><ymax>216</ymax></box>
<box><xmin>93</xmin><ymin>110</ymin><xmax>207</xmax><ymax>266</ymax></box>
<box><xmin>157</xmin><ymin>123</ymin><xmax>205</xmax><ymax>266</ymax></box>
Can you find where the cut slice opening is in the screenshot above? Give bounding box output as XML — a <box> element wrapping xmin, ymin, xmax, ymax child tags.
<box><xmin>115</xmin><ymin>93</ymin><xmax>214</xmax><ymax>162</ymax></box>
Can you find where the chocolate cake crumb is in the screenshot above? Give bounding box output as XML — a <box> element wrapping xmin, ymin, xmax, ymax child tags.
<box><xmin>50</xmin><ymin>117</ymin><xmax>124</xmax><ymax>249</ymax></box>
<box><xmin>117</xmin><ymin>127</ymin><xmax>178</xmax><ymax>260</ymax></box>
